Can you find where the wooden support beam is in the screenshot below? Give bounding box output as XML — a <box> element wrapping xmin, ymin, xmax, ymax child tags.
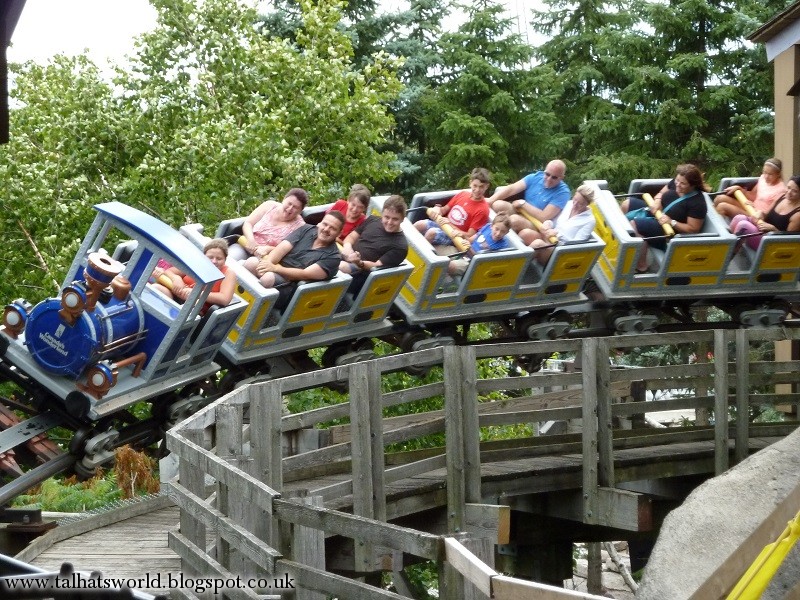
<box><xmin>735</xmin><ymin>328</ymin><xmax>750</xmax><ymax>464</ymax></box>
<box><xmin>350</xmin><ymin>360</ymin><xmax>384</xmax><ymax>575</ymax></box>
<box><xmin>169</xmin><ymin>479</ymin><xmax>282</xmax><ymax>572</ymax></box>
<box><xmin>460</xmin><ymin>345</ymin><xmax>482</xmax><ymax>504</ymax></box>
<box><xmin>272</xmin><ymin>497</ymin><xmax>441</xmax><ymax>561</ymax></box>
<box><xmin>581</xmin><ymin>338</ymin><xmax>599</xmax><ymax>524</ymax></box>
<box><xmin>443</xmin><ymin>345</ymin><xmax>469</xmax><ymax>599</ymax></box>
<box><xmin>465</xmin><ymin>503</ymin><xmax>511</xmax><ymax>545</ymax></box>
<box><xmin>215</xmin><ymin>403</ymin><xmax>244</xmax><ymax>573</ymax></box>
<box><xmin>444</xmin><ymin>537</ymin><xmax>496</xmax><ymax>597</ymax></box>
<box><xmin>250</xmin><ymin>381</ymin><xmax>284</xmax><ymax>548</ymax></box>
<box><xmin>587</xmin><ymin>542</ymin><xmax>602</xmax><ymax>595</ymax></box>
<box><xmin>462</xmin><ymin>502</ymin><xmax>507</xmax><ymax>600</ymax></box>
<box><xmin>595</xmin><ymin>338</ymin><xmax>614</xmax><ymax>488</ymax></box>
<box><xmin>492</xmin><ymin>574</ymin><xmax>609</xmax><ymax>599</ymax></box>
<box><xmin>168</xmin><ymin>531</ymin><xmax>268</xmax><ymax>600</ymax></box>
<box><xmin>293</xmin><ymin>494</ymin><xmax>326</xmax><ymax>600</ymax></box>
<box><xmin>444</xmin><ymin>345</ymin><xmax>467</xmax><ymax>533</ymax></box>
<box><xmin>541</xmin><ymin>487</ymin><xmax>653</xmax><ymax>532</ymax></box>
<box><xmin>279</xmin><ymin>558</ymin><xmax>408</xmax><ymax>600</ymax></box>
<box><xmin>177</xmin><ymin>428</ymin><xmax>209</xmax><ymax>569</ymax></box>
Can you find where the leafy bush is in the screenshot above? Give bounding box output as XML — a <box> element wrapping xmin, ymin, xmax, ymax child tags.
<box><xmin>12</xmin><ymin>445</ymin><xmax>159</xmax><ymax>511</ymax></box>
<box><xmin>13</xmin><ymin>472</ymin><xmax>121</xmax><ymax>512</ymax></box>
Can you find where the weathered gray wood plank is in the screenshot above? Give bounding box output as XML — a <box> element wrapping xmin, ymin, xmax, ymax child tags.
<box><xmin>714</xmin><ymin>329</ymin><xmax>730</xmax><ymax>474</ymax></box>
<box><xmin>735</xmin><ymin>328</ymin><xmax>750</xmax><ymax>464</ymax></box>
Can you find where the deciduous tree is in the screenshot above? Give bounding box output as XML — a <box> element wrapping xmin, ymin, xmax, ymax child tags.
<box><xmin>0</xmin><ymin>0</ymin><xmax>403</xmax><ymax>300</ymax></box>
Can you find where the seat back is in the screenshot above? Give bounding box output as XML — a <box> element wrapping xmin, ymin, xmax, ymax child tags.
<box><xmin>628</xmin><ymin>179</ymin><xmax>672</xmax><ymax>197</ymax></box>
<box><xmin>408</xmin><ymin>190</ymin><xmax>462</xmax><ymax>224</ymax></box>
<box><xmin>214</xmin><ymin>218</ymin><xmax>246</xmax><ymax>243</ymax></box>
<box><xmin>112</xmin><ymin>240</ymin><xmax>139</xmax><ymax>264</ymax></box>
<box><xmin>718</xmin><ymin>177</ymin><xmax>758</xmax><ymax>192</ymax></box>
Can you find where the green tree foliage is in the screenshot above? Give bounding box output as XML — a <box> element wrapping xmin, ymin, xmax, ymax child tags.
<box><xmin>256</xmin><ymin>0</ymin><xmax>451</xmax><ymax>196</ymax></box>
<box><xmin>257</xmin><ymin>0</ymin><xmax>404</xmax><ymax>70</ymax></box>
<box><xmin>532</xmin><ymin>0</ymin><xmax>794</xmax><ymax>191</ymax></box>
<box><xmin>116</xmin><ymin>0</ymin><xmax>403</xmax><ymax>225</ymax></box>
<box><xmin>383</xmin><ymin>0</ymin><xmax>450</xmax><ymax>196</ymax></box>
<box><xmin>531</xmin><ymin>0</ymin><xmax>641</xmax><ymax>153</ymax></box>
<box><xmin>419</xmin><ymin>0</ymin><xmax>563</xmax><ymax>189</ymax></box>
<box><xmin>1</xmin><ymin>56</ymin><xmax>123</xmax><ymax>298</ymax></box>
<box><xmin>0</xmin><ymin>0</ymin><xmax>403</xmax><ymax>302</ymax></box>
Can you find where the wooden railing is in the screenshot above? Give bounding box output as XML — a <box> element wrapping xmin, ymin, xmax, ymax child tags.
<box><xmin>166</xmin><ymin>327</ymin><xmax>800</xmax><ymax>599</ymax></box>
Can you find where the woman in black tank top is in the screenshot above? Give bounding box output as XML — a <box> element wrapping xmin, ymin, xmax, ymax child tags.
<box><xmin>729</xmin><ymin>175</ymin><xmax>800</xmax><ymax>250</ymax></box>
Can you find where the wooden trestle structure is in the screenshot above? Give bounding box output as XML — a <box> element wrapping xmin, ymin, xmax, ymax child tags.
<box><xmin>165</xmin><ymin>327</ymin><xmax>800</xmax><ymax>599</ymax></box>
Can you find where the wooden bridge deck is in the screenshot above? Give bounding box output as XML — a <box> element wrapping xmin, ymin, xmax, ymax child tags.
<box><xmin>15</xmin><ymin>496</ymin><xmax>181</xmax><ymax>597</ymax></box>
<box><xmin>284</xmin><ymin>433</ymin><xmax>785</xmax><ymax>516</ymax></box>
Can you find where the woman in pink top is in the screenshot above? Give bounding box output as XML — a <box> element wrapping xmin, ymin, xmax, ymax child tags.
<box><xmin>228</xmin><ymin>188</ymin><xmax>309</xmax><ymax>261</ymax></box>
<box><xmin>714</xmin><ymin>158</ymin><xmax>787</xmax><ymax>218</ymax></box>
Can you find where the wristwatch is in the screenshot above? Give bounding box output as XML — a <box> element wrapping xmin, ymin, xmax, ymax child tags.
<box><xmin>670</xmin><ymin>219</ymin><xmax>677</xmax><ymax>227</ymax></box>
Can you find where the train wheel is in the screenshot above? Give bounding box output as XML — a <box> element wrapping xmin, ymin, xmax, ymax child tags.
<box><xmin>400</xmin><ymin>332</ymin><xmax>432</xmax><ymax>376</ymax></box>
<box><xmin>73</xmin><ymin>460</ymin><xmax>100</xmax><ymax>481</ymax></box>
<box><xmin>732</xmin><ymin>301</ymin><xmax>789</xmax><ymax>327</ymax></box>
<box><xmin>516</xmin><ymin>314</ymin><xmax>540</xmax><ymax>340</ymax></box>
<box><xmin>70</xmin><ymin>428</ymin><xmax>119</xmax><ymax>480</ymax></box>
<box><xmin>218</xmin><ymin>368</ymin><xmax>247</xmax><ymax>396</ymax></box>
<box><xmin>605</xmin><ymin>309</ymin><xmax>658</xmax><ymax>333</ymax></box>
<box><xmin>604</xmin><ymin>310</ymin><xmax>628</xmax><ymax>331</ymax></box>
<box><xmin>353</xmin><ymin>338</ymin><xmax>375</xmax><ymax>352</ymax></box>
<box><xmin>321</xmin><ymin>343</ymin><xmax>352</xmax><ymax>368</ymax></box>
<box><xmin>68</xmin><ymin>427</ymin><xmax>93</xmax><ymax>458</ymax></box>
<box><xmin>514</xmin><ymin>354</ymin><xmax>550</xmax><ymax>374</ymax></box>
<box><xmin>517</xmin><ymin>313</ymin><xmax>569</xmax><ymax>341</ymax></box>
<box><xmin>729</xmin><ymin>303</ymin><xmax>755</xmax><ymax>325</ymax></box>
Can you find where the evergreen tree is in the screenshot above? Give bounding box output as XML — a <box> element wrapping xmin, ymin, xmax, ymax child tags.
<box><xmin>383</xmin><ymin>0</ymin><xmax>450</xmax><ymax>196</ymax></box>
<box><xmin>531</xmin><ymin>0</ymin><xmax>795</xmax><ymax>190</ymax></box>
<box><xmin>531</xmin><ymin>0</ymin><xmax>642</xmax><ymax>169</ymax></box>
<box><xmin>419</xmin><ymin>0</ymin><xmax>563</xmax><ymax>189</ymax></box>
<box><xmin>257</xmin><ymin>0</ymin><xmax>406</xmax><ymax>69</ymax></box>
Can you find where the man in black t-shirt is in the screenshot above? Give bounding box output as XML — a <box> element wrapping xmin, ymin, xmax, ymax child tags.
<box><xmin>340</xmin><ymin>195</ymin><xmax>408</xmax><ymax>295</ymax></box>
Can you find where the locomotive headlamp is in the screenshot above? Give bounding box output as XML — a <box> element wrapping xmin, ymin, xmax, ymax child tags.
<box><xmin>63</xmin><ymin>289</ymin><xmax>84</xmax><ymax>309</ymax></box>
<box><xmin>3</xmin><ymin>299</ymin><xmax>31</xmax><ymax>339</ymax></box>
<box><xmin>59</xmin><ymin>284</ymin><xmax>88</xmax><ymax>326</ymax></box>
<box><xmin>79</xmin><ymin>362</ymin><xmax>117</xmax><ymax>400</ymax></box>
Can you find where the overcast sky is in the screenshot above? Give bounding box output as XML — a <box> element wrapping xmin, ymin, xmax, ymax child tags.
<box><xmin>7</xmin><ymin>0</ymin><xmax>158</xmax><ymax>66</ymax></box>
<box><xmin>7</xmin><ymin>0</ymin><xmax>540</xmax><ymax>67</ymax></box>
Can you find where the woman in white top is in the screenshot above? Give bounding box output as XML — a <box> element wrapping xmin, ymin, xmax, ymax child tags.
<box><xmin>522</xmin><ymin>184</ymin><xmax>596</xmax><ymax>265</ymax></box>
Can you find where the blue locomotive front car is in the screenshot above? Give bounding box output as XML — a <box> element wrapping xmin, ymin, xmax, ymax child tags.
<box><xmin>24</xmin><ymin>253</ymin><xmax>144</xmax><ymax>380</ymax></box>
<box><xmin>1</xmin><ymin>202</ymin><xmax>244</xmax><ymax>419</ymax></box>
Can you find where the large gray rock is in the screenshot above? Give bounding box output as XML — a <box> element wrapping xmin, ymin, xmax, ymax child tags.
<box><xmin>636</xmin><ymin>427</ymin><xmax>800</xmax><ymax>599</ymax></box>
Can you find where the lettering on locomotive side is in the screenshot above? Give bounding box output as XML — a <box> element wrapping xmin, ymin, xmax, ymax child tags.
<box><xmin>38</xmin><ymin>332</ymin><xmax>70</xmax><ymax>357</ymax></box>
